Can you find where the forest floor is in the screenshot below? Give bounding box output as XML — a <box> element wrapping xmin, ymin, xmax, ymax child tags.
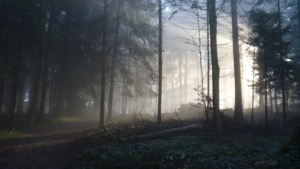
<box><xmin>0</xmin><ymin>119</ymin><xmax>98</xmax><ymax>169</ymax></box>
<box><xmin>0</xmin><ymin>117</ymin><xmax>299</xmax><ymax>169</ymax></box>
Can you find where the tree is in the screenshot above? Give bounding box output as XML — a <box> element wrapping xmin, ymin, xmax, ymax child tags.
<box><xmin>230</xmin><ymin>0</ymin><xmax>243</xmax><ymax>121</ymax></box>
<box><xmin>158</xmin><ymin>0</ymin><xmax>163</xmax><ymax>123</ymax></box>
<box><xmin>100</xmin><ymin>0</ymin><xmax>108</xmax><ymax>129</ymax></box>
<box><xmin>208</xmin><ymin>0</ymin><xmax>221</xmax><ymax>133</ymax></box>
<box><xmin>277</xmin><ymin>0</ymin><xmax>287</xmax><ymax>128</ymax></box>
<box><xmin>107</xmin><ymin>0</ymin><xmax>122</xmax><ymax>122</ymax></box>
<box><xmin>248</xmin><ymin>6</ymin><xmax>293</xmax><ymax>130</ymax></box>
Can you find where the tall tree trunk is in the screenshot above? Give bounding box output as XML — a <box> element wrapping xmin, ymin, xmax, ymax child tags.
<box><xmin>0</xmin><ymin>74</ymin><xmax>4</xmax><ymax>114</ymax></box>
<box><xmin>298</xmin><ymin>0</ymin><xmax>300</xmax><ymax>31</ymax></box>
<box><xmin>179</xmin><ymin>54</ymin><xmax>183</xmax><ymax>104</ymax></box>
<box><xmin>263</xmin><ymin>47</ymin><xmax>268</xmax><ymax>136</ymax></box>
<box><xmin>269</xmin><ymin>86</ymin><xmax>273</xmax><ymax>113</ymax></box>
<box><xmin>38</xmin><ymin>53</ymin><xmax>49</xmax><ymax>120</ymax></box>
<box><xmin>100</xmin><ymin>0</ymin><xmax>108</xmax><ymax>129</ymax></box>
<box><xmin>231</xmin><ymin>0</ymin><xmax>244</xmax><ymax>121</ymax></box>
<box><xmin>16</xmin><ymin>76</ymin><xmax>24</xmax><ymax>114</ymax></box>
<box><xmin>107</xmin><ymin>0</ymin><xmax>121</xmax><ymax>122</ymax></box>
<box><xmin>251</xmin><ymin>49</ymin><xmax>256</xmax><ymax>125</ymax></box>
<box><xmin>28</xmin><ymin>46</ymin><xmax>43</xmax><ymax>124</ymax></box>
<box><xmin>157</xmin><ymin>0</ymin><xmax>163</xmax><ymax>123</ymax></box>
<box><xmin>206</xmin><ymin>7</ymin><xmax>211</xmax><ymax>124</ymax></box>
<box><xmin>121</xmin><ymin>77</ymin><xmax>127</xmax><ymax>116</ymax></box>
<box><xmin>8</xmin><ymin>44</ymin><xmax>22</xmax><ymax>122</ymax></box>
<box><xmin>208</xmin><ymin>0</ymin><xmax>221</xmax><ymax>133</ymax></box>
<box><xmin>274</xmin><ymin>86</ymin><xmax>279</xmax><ymax>114</ymax></box>
<box><xmin>277</xmin><ymin>0</ymin><xmax>287</xmax><ymax>128</ymax></box>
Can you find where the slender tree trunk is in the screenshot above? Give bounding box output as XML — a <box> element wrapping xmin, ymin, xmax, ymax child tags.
<box><xmin>16</xmin><ymin>76</ymin><xmax>24</xmax><ymax>114</ymax></box>
<box><xmin>298</xmin><ymin>0</ymin><xmax>300</xmax><ymax>31</ymax></box>
<box><xmin>269</xmin><ymin>86</ymin><xmax>273</xmax><ymax>113</ymax></box>
<box><xmin>8</xmin><ymin>44</ymin><xmax>22</xmax><ymax>122</ymax></box>
<box><xmin>231</xmin><ymin>0</ymin><xmax>243</xmax><ymax>121</ymax></box>
<box><xmin>49</xmin><ymin>74</ymin><xmax>54</xmax><ymax>114</ymax></box>
<box><xmin>277</xmin><ymin>0</ymin><xmax>287</xmax><ymax>128</ymax></box>
<box><xmin>100</xmin><ymin>0</ymin><xmax>108</xmax><ymax>129</ymax></box>
<box><xmin>263</xmin><ymin>48</ymin><xmax>268</xmax><ymax>136</ymax></box>
<box><xmin>107</xmin><ymin>0</ymin><xmax>121</xmax><ymax>122</ymax></box>
<box><xmin>28</xmin><ymin>46</ymin><xmax>43</xmax><ymax>124</ymax></box>
<box><xmin>206</xmin><ymin>7</ymin><xmax>211</xmax><ymax>124</ymax></box>
<box><xmin>0</xmin><ymin>74</ymin><xmax>4</xmax><ymax>114</ymax></box>
<box><xmin>184</xmin><ymin>54</ymin><xmax>188</xmax><ymax>103</ymax></box>
<box><xmin>251</xmin><ymin>49</ymin><xmax>256</xmax><ymax>125</ymax></box>
<box><xmin>38</xmin><ymin>53</ymin><xmax>49</xmax><ymax>120</ymax></box>
<box><xmin>179</xmin><ymin>54</ymin><xmax>182</xmax><ymax>104</ymax></box>
<box><xmin>121</xmin><ymin>77</ymin><xmax>127</xmax><ymax>116</ymax></box>
<box><xmin>274</xmin><ymin>86</ymin><xmax>279</xmax><ymax>114</ymax></box>
<box><xmin>157</xmin><ymin>0</ymin><xmax>163</xmax><ymax>123</ymax></box>
<box><xmin>208</xmin><ymin>0</ymin><xmax>221</xmax><ymax>133</ymax></box>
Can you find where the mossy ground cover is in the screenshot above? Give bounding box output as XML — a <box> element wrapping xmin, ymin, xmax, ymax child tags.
<box><xmin>0</xmin><ymin>129</ymin><xmax>23</xmax><ymax>140</ymax></box>
<box><xmin>75</xmin><ymin>130</ymin><xmax>300</xmax><ymax>169</ymax></box>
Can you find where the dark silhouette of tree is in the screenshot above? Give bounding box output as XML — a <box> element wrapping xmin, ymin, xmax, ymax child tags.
<box><xmin>158</xmin><ymin>0</ymin><xmax>163</xmax><ymax>123</ymax></box>
<box><xmin>230</xmin><ymin>0</ymin><xmax>243</xmax><ymax>122</ymax></box>
<box><xmin>208</xmin><ymin>0</ymin><xmax>221</xmax><ymax>133</ymax></box>
<box><xmin>100</xmin><ymin>0</ymin><xmax>108</xmax><ymax>129</ymax></box>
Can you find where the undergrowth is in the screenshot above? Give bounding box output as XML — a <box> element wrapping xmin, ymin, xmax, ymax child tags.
<box><xmin>75</xmin><ymin>133</ymin><xmax>300</xmax><ymax>169</ymax></box>
<box><xmin>0</xmin><ymin>129</ymin><xmax>23</xmax><ymax>140</ymax></box>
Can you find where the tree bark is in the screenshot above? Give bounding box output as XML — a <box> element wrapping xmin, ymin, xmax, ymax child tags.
<box><xmin>8</xmin><ymin>44</ymin><xmax>22</xmax><ymax>122</ymax></box>
<box><xmin>208</xmin><ymin>0</ymin><xmax>221</xmax><ymax>133</ymax></box>
<box><xmin>38</xmin><ymin>53</ymin><xmax>49</xmax><ymax>120</ymax></box>
<box><xmin>277</xmin><ymin>0</ymin><xmax>287</xmax><ymax>128</ymax></box>
<box><xmin>206</xmin><ymin>7</ymin><xmax>211</xmax><ymax>124</ymax></box>
<box><xmin>28</xmin><ymin>46</ymin><xmax>43</xmax><ymax>124</ymax></box>
<box><xmin>100</xmin><ymin>0</ymin><xmax>108</xmax><ymax>129</ymax></box>
<box><xmin>263</xmin><ymin>47</ymin><xmax>268</xmax><ymax>136</ymax></box>
<box><xmin>107</xmin><ymin>0</ymin><xmax>121</xmax><ymax>122</ymax></box>
<box><xmin>231</xmin><ymin>0</ymin><xmax>244</xmax><ymax>121</ymax></box>
<box><xmin>157</xmin><ymin>0</ymin><xmax>163</xmax><ymax>123</ymax></box>
<box><xmin>298</xmin><ymin>0</ymin><xmax>300</xmax><ymax>31</ymax></box>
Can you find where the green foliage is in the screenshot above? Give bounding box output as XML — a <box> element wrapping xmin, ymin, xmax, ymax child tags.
<box><xmin>0</xmin><ymin>129</ymin><xmax>23</xmax><ymax>140</ymax></box>
<box><xmin>75</xmin><ymin>134</ymin><xmax>299</xmax><ymax>169</ymax></box>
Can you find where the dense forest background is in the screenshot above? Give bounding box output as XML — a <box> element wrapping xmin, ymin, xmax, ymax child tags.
<box><xmin>0</xmin><ymin>0</ymin><xmax>300</xmax><ymax>131</ymax></box>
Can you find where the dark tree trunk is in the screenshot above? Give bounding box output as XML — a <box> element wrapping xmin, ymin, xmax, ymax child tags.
<box><xmin>8</xmin><ymin>44</ymin><xmax>22</xmax><ymax>122</ymax></box>
<box><xmin>16</xmin><ymin>76</ymin><xmax>24</xmax><ymax>114</ymax></box>
<box><xmin>298</xmin><ymin>0</ymin><xmax>300</xmax><ymax>31</ymax></box>
<box><xmin>208</xmin><ymin>0</ymin><xmax>221</xmax><ymax>133</ymax></box>
<box><xmin>38</xmin><ymin>54</ymin><xmax>49</xmax><ymax>120</ymax></box>
<box><xmin>157</xmin><ymin>0</ymin><xmax>162</xmax><ymax>123</ymax></box>
<box><xmin>28</xmin><ymin>46</ymin><xmax>43</xmax><ymax>124</ymax></box>
<box><xmin>107</xmin><ymin>0</ymin><xmax>121</xmax><ymax>122</ymax></box>
<box><xmin>100</xmin><ymin>0</ymin><xmax>108</xmax><ymax>129</ymax></box>
<box><xmin>269</xmin><ymin>86</ymin><xmax>273</xmax><ymax>113</ymax></box>
<box><xmin>251</xmin><ymin>49</ymin><xmax>256</xmax><ymax>125</ymax></box>
<box><xmin>263</xmin><ymin>47</ymin><xmax>268</xmax><ymax>136</ymax></box>
<box><xmin>231</xmin><ymin>0</ymin><xmax>244</xmax><ymax>121</ymax></box>
<box><xmin>0</xmin><ymin>69</ymin><xmax>5</xmax><ymax>114</ymax></box>
<box><xmin>206</xmin><ymin>8</ymin><xmax>211</xmax><ymax>124</ymax></box>
<box><xmin>277</xmin><ymin>0</ymin><xmax>287</xmax><ymax>128</ymax></box>
<box><xmin>274</xmin><ymin>86</ymin><xmax>279</xmax><ymax>114</ymax></box>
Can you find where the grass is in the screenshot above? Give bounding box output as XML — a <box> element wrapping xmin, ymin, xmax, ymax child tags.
<box><xmin>0</xmin><ymin>129</ymin><xmax>23</xmax><ymax>140</ymax></box>
<box><xmin>75</xmin><ymin>133</ymin><xmax>300</xmax><ymax>169</ymax></box>
<box><xmin>55</xmin><ymin>116</ymin><xmax>80</xmax><ymax>122</ymax></box>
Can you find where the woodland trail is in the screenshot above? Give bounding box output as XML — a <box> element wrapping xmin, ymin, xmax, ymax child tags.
<box><xmin>0</xmin><ymin>120</ymin><xmax>98</xmax><ymax>169</ymax></box>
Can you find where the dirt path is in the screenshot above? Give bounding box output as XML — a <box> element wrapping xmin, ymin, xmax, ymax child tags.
<box><xmin>0</xmin><ymin>121</ymin><xmax>98</xmax><ymax>169</ymax></box>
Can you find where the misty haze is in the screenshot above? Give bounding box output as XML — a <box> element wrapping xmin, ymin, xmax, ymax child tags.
<box><xmin>0</xmin><ymin>0</ymin><xmax>300</xmax><ymax>169</ymax></box>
